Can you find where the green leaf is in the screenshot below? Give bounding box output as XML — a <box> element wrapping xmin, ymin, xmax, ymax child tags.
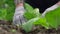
<box><xmin>24</xmin><ymin>8</ymin><xmax>41</xmax><ymax>20</ymax></box>
<box><xmin>34</xmin><ymin>17</ymin><xmax>49</xmax><ymax>29</ymax></box>
<box><xmin>33</xmin><ymin>8</ymin><xmax>41</xmax><ymax>17</ymax></box>
<box><xmin>22</xmin><ymin>17</ymin><xmax>39</xmax><ymax>32</ymax></box>
<box><xmin>24</xmin><ymin>3</ymin><xmax>34</xmax><ymax>20</ymax></box>
<box><xmin>6</xmin><ymin>6</ymin><xmax>15</xmax><ymax>21</ymax></box>
<box><xmin>24</xmin><ymin>3</ymin><xmax>34</xmax><ymax>12</ymax></box>
<box><xmin>0</xmin><ymin>9</ymin><xmax>7</xmax><ymax>20</ymax></box>
<box><xmin>22</xmin><ymin>17</ymin><xmax>49</xmax><ymax>32</ymax></box>
<box><xmin>45</xmin><ymin>7</ymin><xmax>60</xmax><ymax>28</ymax></box>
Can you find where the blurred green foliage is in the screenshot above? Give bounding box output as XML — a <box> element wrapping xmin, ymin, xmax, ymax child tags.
<box><xmin>45</xmin><ymin>7</ymin><xmax>60</xmax><ymax>28</ymax></box>
<box><xmin>0</xmin><ymin>0</ymin><xmax>15</xmax><ymax>21</ymax></box>
<box><xmin>24</xmin><ymin>3</ymin><xmax>41</xmax><ymax>20</ymax></box>
<box><xmin>22</xmin><ymin>17</ymin><xmax>39</xmax><ymax>32</ymax></box>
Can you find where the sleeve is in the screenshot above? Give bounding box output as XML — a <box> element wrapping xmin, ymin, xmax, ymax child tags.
<box><xmin>42</xmin><ymin>4</ymin><xmax>59</xmax><ymax>16</ymax></box>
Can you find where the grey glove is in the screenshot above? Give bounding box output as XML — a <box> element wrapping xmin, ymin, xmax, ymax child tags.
<box><xmin>13</xmin><ymin>6</ymin><xmax>26</xmax><ymax>25</ymax></box>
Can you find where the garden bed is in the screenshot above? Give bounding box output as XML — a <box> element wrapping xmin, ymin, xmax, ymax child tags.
<box><xmin>0</xmin><ymin>20</ymin><xmax>60</xmax><ymax>34</ymax></box>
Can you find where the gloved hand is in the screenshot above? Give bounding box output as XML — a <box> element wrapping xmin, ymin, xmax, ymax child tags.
<box><xmin>42</xmin><ymin>4</ymin><xmax>59</xmax><ymax>16</ymax></box>
<box><xmin>13</xmin><ymin>6</ymin><xmax>26</xmax><ymax>25</ymax></box>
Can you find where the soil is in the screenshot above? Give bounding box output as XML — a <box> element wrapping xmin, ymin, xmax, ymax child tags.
<box><xmin>0</xmin><ymin>20</ymin><xmax>60</xmax><ymax>34</ymax></box>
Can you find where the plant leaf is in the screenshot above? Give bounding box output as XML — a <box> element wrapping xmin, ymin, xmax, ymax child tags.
<box><xmin>24</xmin><ymin>8</ymin><xmax>41</xmax><ymax>20</ymax></box>
<box><xmin>45</xmin><ymin>7</ymin><xmax>60</xmax><ymax>28</ymax></box>
<box><xmin>34</xmin><ymin>17</ymin><xmax>49</xmax><ymax>29</ymax></box>
<box><xmin>0</xmin><ymin>9</ymin><xmax>7</xmax><ymax>20</ymax></box>
<box><xmin>24</xmin><ymin>3</ymin><xmax>34</xmax><ymax>12</ymax></box>
<box><xmin>22</xmin><ymin>17</ymin><xmax>39</xmax><ymax>32</ymax></box>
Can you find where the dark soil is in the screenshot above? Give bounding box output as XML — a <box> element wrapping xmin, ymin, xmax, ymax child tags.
<box><xmin>0</xmin><ymin>20</ymin><xmax>60</xmax><ymax>34</ymax></box>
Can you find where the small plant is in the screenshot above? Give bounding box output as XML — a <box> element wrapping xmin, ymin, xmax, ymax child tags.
<box><xmin>22</xmin><ymin>3</ymin><xmax>49</xmax><ymax>32</ymax></box>
<box><xmin>24</xmin><ymin>3</ymin><xmax>41</xmax><ymax>20</ymax></box>
<box><xmin>22</xmin><ymin>3</ymin><xmax>60</xmax><ymax>32</ymax></box>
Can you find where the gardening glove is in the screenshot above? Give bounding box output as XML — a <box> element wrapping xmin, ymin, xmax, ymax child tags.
<box><xmin>42</xmin><ymin>4</ymin><xmax>59</xmax><ymax>17</ymax></box>
<box><xmin>13</xmin><ymin>0</ymin><xmax>26</xmax><ymax>25</ymax></box>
